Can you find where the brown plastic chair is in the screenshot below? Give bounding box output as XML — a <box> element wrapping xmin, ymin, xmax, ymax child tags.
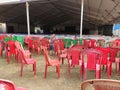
<box><xmin>81</xmin><ymin>79</ymin><xmax>120</xmax><ymax>90</ymax></box>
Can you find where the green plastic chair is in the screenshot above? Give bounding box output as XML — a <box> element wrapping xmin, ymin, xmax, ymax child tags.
<box><xmin>78</xmin><ymin>38</ymin><xmax>83</xmax><ymax>45</ymax></box>
<box><xmin>17</xmin><ymin>36</ymin><xmax>24</xmax><ymax>45</ymax></box>
<box><xmin>4</xmin><ymin>36</ymin><xmax>12</xmax><ymax>42</ymax></box>
<box><xmin>71</xmin><ymin>39</ymin><xmax>77</xmax><ymax>45</ymax></box>
<box><xmin>63</xmin><ymin>38</ymin><xmax>72</xmax><ymax>48</ymax></box>
<box><xmin>12</xmin><ymin>36</ymin><xmax>17</xmax><ymax>41</ymax></box>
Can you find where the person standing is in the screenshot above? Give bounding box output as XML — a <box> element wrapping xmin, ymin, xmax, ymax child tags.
<box><xmin>49</xmin><ymin>34</ymin><xmax>56</xmax><ymax>55</ymax></box>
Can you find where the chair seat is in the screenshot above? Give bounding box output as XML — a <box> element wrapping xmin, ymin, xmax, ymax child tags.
<box><xmin>23</xmin><ymin>59</ymin><xmax>36</xmax><ymax>64</ymax></box>
<box><xmin>24</xmin><ymin>50</ymin><xmax>30</xmax><ymax>53</ymax></box>
<box><xmin>49</xmin><ymin>60</ymin><xmax>60</xmax><ymax>66</ymax></box>
<box><xmin>60</xmin><ymin>54</ymin><xmax>67</xmax><ymax>58</ymax></box>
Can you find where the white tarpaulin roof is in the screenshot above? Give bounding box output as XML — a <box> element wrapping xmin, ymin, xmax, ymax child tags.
<box><xmin>0</xmin><ymin>0</ymin><xmax>120</xmax><ymax>27</ymax></box>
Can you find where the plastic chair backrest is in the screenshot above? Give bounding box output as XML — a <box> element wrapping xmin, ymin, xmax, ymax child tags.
<box><xmin>7</xmin><ymin>40</ymin><xmax>16</xmax><ymax>54</ymax></box>
<box><xmin>81</xmin><ymin>49</ymin><xmax>103</xmax><ymax>70</ymax></box>
<box><xmin>108</xmin><ymin>47</ymin><xmax>117</xmax><ymax>62</ymax></box>
<box><xmin>81</xmin><ymin>79</ymin><xmax>120</xmax><ymax>90</ymax></box>
<box><xmin>17</xmin><ymin>36</ymin><xmax>24</xmax><ymax>45</ymax></box>
<box><xmin>71</xmin><ymin>39</ymin><xmax>77</xmax><ymax>45</ymax></box>
<box><xmin>83</xmin><ymin>39</ymin><xmax>90</xmax><ymax>47</ymax></box>
<box><xmin>60</xmin><ymin>40</ymin><xmax>65</xmax><ymax>50</ymax></box>
<box><xmin>15</xmin><ymin>41</ymin><xmax>23</xmax><ymax>50</ymax></box>
<box><xmin>19</xmin><ymin>50</ymin><xmax>28</xmax><ymax>64</ymax></box>
<box><xmin>95</xmin><ymin>47</ymin><xmax>109</xmax><ymax>65</ymax></box>
<box><xmin>43</xmin><ymin>47</ymin><xmax>50</xmax><ymax>65</ymax></box>
<box><xmin>41</xmin><ymin>38</ymin><xmax>49</xmax><ymax>47</ymax></box>
<box><xmin>89</xmin><ymin>39</ymin><xmax>97</xmax><ymax>48</ymax></box>
<box><xmin>69</xmin><ymin>48</ymin><xmax>81</xmax><ymax>66</ymax></box>
<box><xmin>63</xmin><ymin>38</ymin><xmax>71</xmax><ymax>48</ymax></box>
<box><xmin>0</xmin><ymin>79</ymin><xmax>15</xmax><ymax>90</ymax></box>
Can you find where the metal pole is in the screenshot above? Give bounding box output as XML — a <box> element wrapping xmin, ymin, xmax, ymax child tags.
<box><xmin>26</xmin><ymin>1</ymin><xmax>30</xmax><ymax>35</ymax></box>
<box><xmin>80</xmin><ymin>0</ymin><xmax>84</xmax><ymax>38</ymax></box>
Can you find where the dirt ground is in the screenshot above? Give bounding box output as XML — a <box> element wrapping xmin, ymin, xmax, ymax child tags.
<box><xmin>0</xmin><ymin>50</ymin><xmax>120</xmax><ymax>90</ymax></box>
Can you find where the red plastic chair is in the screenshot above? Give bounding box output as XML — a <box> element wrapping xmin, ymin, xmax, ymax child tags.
<box><xmin>95</xmin><ymin>47</ymin><xmax>112</xmax><ymax>79</ymax></box>
<box><xmin>27</xmin><ymin>38</ymin><xmax>34</xmax><ymax>51</ymax></box>
<box><xmin>108</xmin><ymin>47</ymin><xmax>118</xmax><ymax>62</ymax></box>
<box><xmin>67</xmin><ymin>48</ymin><xmax>82</xmax><ymax>78</ymax></box>
<box><xmin>41</xmin><ymin>38</ymin><xmax>49</xmax><ymax>48</ymax></box>
<box><xmin>58</xmin><ymin>39</ymin><xmax>65</xmax><ymax>50</ymax></box>
<box><xmin>15</xmin><ymin>41</ymin><xmax>31</xmax><ymax>63</ymax></box>
<box><xmin>57</xmin><ymin>48</ymin><xmax>67</xmax><ymax>64</ymax></box>
<box><xmin>53</xmin><ymin>40</ymin><xmax>67</xmax><ymax>64</ymax></box>
<box><xmin>32</xmin><ymin>39</ymin><xmax>41</xmax><ymax>54</ymax></box>
<box><xmin>81</xmin><ymin>49</ymin><xmax>103</xmax><ymax>80</ymax></box>
<box><xmin>6</xmin><ymin>40</ymin><xmax>17</xmax><ymax>64</ymax></box>
<box><xmin>43</xmin><ymin>46</ymin><xmax>60</xmax><ymax>79</ymax></box>
<box><xmin>83</xmin><ymin>39</ymin><xmax>90</xmax><ymax>48</ymax></box>
<box><xmin>89</xmin><ymin>39</ymin><xmax>97</xmax><ymax>48</ymax></box>
<box><xmin>19</xmin><ymin>49</ymin><xmax>36</xmax><ymax>77</ymax></box>
<box><xmin>0</xmin><ymin>79</ymin><xmax>27</xmax><ymax>90</ymax></box>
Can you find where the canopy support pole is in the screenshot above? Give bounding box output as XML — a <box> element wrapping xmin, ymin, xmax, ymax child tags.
<box><xmin>26</xmin><ymin>1</ymin><xmax>30</xmax><ymax>36</ymax></box>
<box><xmin>80</xmin><ymin>0</ymin><xmax>84</xmax><ymax>38</ymax></box>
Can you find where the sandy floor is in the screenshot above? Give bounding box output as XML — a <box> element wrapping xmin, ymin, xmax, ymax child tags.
<box><xmin>0</xmin><ymin>50</ymin><xmax>120</xmax><ymax>90</ymax></box>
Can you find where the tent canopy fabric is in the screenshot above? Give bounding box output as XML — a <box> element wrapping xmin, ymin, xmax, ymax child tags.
<box><xmin>0</xmin><ymin>0</ymin><xmax>120</xmax><ymax>27</ymax></box>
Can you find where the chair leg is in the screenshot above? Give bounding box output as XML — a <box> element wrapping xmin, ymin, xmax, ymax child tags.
<box><xmin>7</xmin><ymin>53</ymin><xmax>10</xmax><ymax>64</ymax></box>
<box><xmin>107</xmin><ymin>62</ymin><xmax>112</xmax><ymax>79</ymax></box>
<box><xmin>33</xmin><ymin>63</ymin><xmax>36</xmax><ymax>76</ymax></box>
<box><xmin>62</xmin><ymin>58</ymin><xmax>64</xmax><ymax>64</ymax></box>
<box><xmin>38</xmin><ymin>48</ymin><xmax>40</xmax><ymax>55</ymax></box>
<box><xmin>80</xmin><ymin>65</ymin><xmax>83</xmax><ymax>79</ymax></box>
<box><xmin>83</xmin><ymin>68</ymin><xmax>87</xmax><ymax>80</ymax></box>
<box><xmin>20</xmin><ymin>64</ymin><xmax>24</xmax><ymax>77</ymax></box>
<box><xmin>57</xmin><ymin>65</ymin><xmax>60</xmax><ymax>79</ymax></box>
<box><xmin>44</xmin><ymin>65</ymin><xmax>48</xmax><ymax>78</ymax></box>
<box><xmin>115</xmin><ymin>58</ymin><xmax>119</xmax><ymax>73</ymax></box>
<box><xmin>68</xmin><ymin>64</ymin><xmax>71</xmax><ymax>78</ymax></box>
<box><xmin>116</xmin><ymin>63</ymin><xmax>117</xmax><ymax>73</ymax></box>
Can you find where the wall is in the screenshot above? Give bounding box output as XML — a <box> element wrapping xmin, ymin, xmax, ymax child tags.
<box><xmin>6</xmin><ymin>23</ymin><xmax>34</xmax><ymax>34</ymax></box>
<box><xmin>0</xmin><ymin>23</ymin><xmax>7</xmax><ymax>33</ymax></box>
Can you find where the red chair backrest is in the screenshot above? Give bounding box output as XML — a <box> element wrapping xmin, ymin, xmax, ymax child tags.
<box><xmin>28</xmin><ymin>38</ymin><xmax>33</xmax><ymax>48</ymax></box>
<box><xmin>43</xmin><ymin>47</ymin><xmax>51</xmax><ymax>65</ymax></box>
<box><xmin>69</xmin><ymin>48</ymin><xmax>81</xmax><ymax>66</ymax></box>
<box><xmin>89</xmin><ymin>39</ymin><xmax>97</xmax><ymax>48</ymax></box>
<box><xmin>19</xmin><ymin>50</ymin><xmax>28</xmax><ymax>64</ymax></box>
<box><xmin>41</xmin><ymin>38</ymin><xmax>49</xmax><ymax>48</ymax></box>
<box><xmin>15</xmin><ymin>41</ymin><xmax>23</xmax><ymax>50</ymax></box>
<box><xmin>95</xmin><ymin>47</ymin><xmax>109</xmax><ymax>65</ymax></box>
<box><xmin>81</xmin><ymin>49</ymin><xmax>103</xmax><ymax>70</ymax></box>
<box><xmin>7</xmin><ymin>40</ymin><xmax>16</xmax><ymax>54</ymax></box>
<box><xmin>83</xmin><ymin>39</ymin><xmax>90</xmax><ymax>48</ymax></box>
<box><xmin>108</xmin><ymin>47</ymin><xmax>118</xmax><ymax>62</ymax></box>
<box><xmin>0</xmin><ymin>79</ymin><xmax>15</xmax><ymax>90</ymax></box>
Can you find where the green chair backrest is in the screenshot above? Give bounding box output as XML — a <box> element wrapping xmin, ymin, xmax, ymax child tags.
<box><xmin>4</xmin><ymin>36</ymin><xmax>11</xmax><ymax>42</ymax></box>
<box><xmin>17</xmin><ymin>36</ymin><xmax>24</xmax><ymax>45</ymax></box>
<box><xmin>78</xmin><ymin>38</ymin><xmax>83</xmax><ymax>45</ymax></box>
<box><xmin>71</xmin><ymin>39</ymin><xmax>77</xmax><ymax>45</ymax></box>
<box><xmin>12</xmin><ymin>36</ymin><xmax>17</xmax><ymax>41</ymax></box>
<box><xmin>63</xmin><ymin>38</ymin><xmax>72</xmax><ymax>48</ymax></box>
